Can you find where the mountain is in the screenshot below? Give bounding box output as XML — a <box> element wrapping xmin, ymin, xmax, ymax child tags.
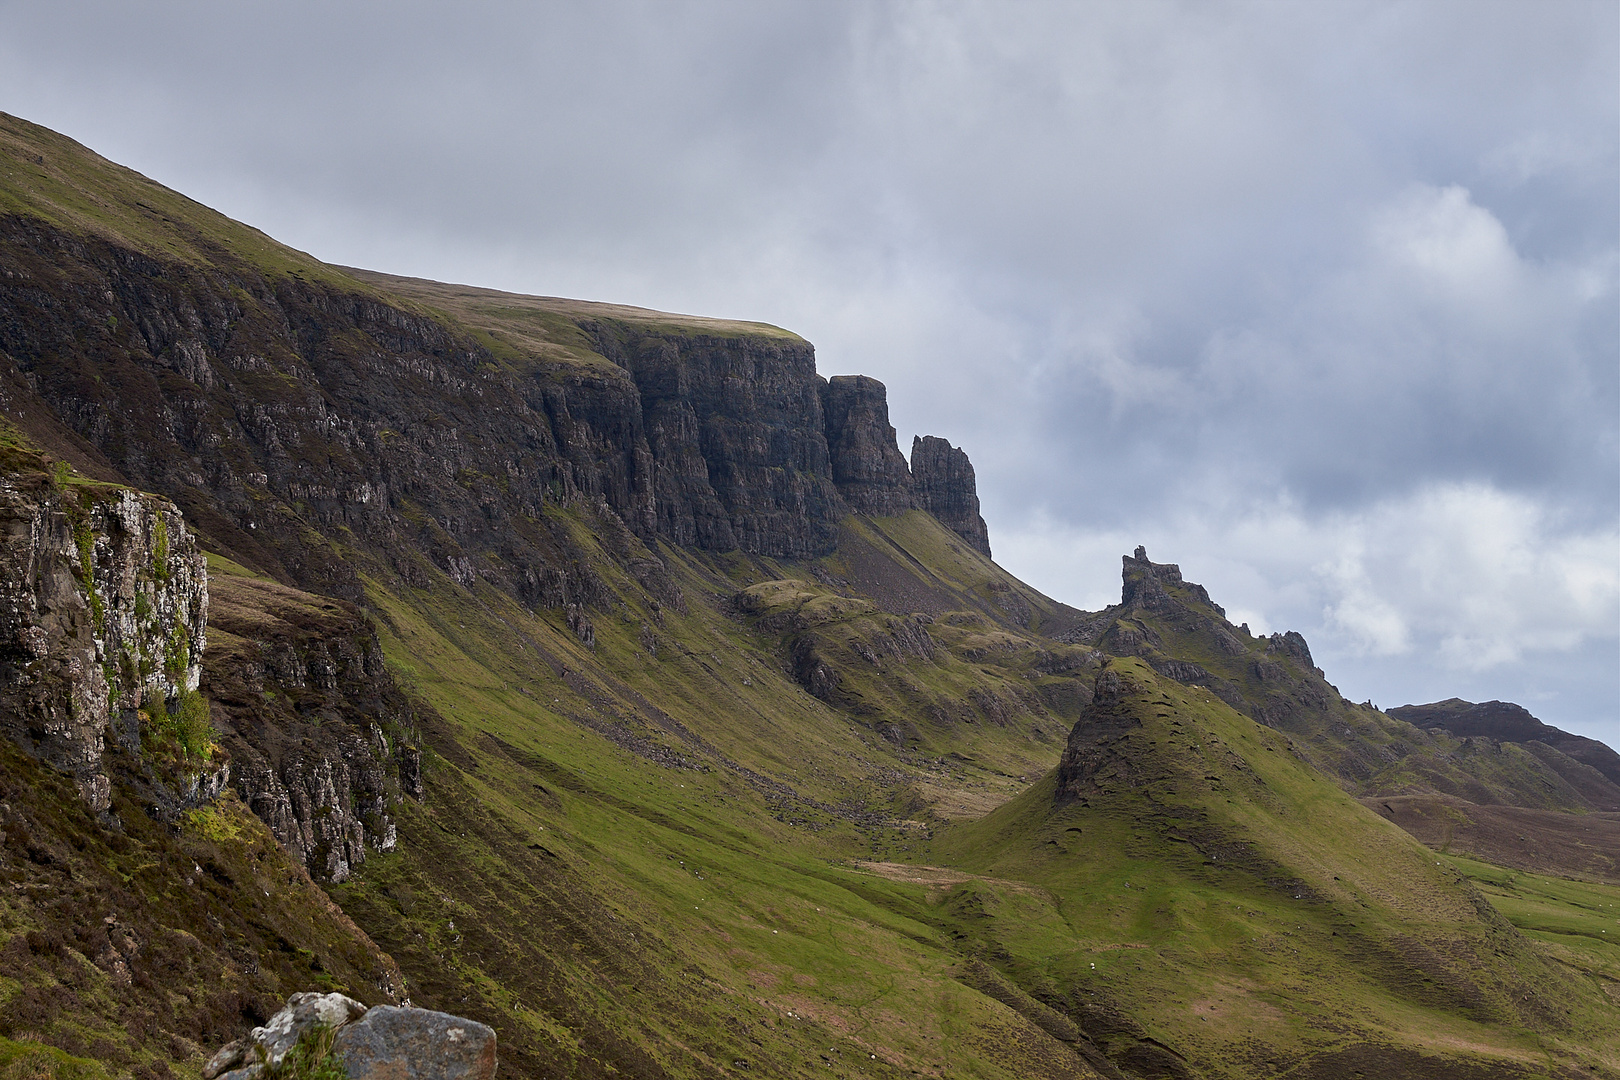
<box><xmin>0</xmin><ymin>112</ymin><xmax>1616</xmax><ymax>1079</ymax></box>
<box><xmin>1390</xmin><ymin>699</ymin><xmax>1620</xmax><ymax>794</ymax></box>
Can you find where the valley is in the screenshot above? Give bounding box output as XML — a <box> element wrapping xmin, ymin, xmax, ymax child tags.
<box><xmin>0</xmin><ymin>111</ymin><xmax>1615</xmax><ymax>1079</ymax></box>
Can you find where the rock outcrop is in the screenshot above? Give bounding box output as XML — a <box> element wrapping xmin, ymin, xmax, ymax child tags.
<box><xmin>910</xmin><ymin>435</ymin><xmax>990</xmax><ymax>556</ymax></box>
<box><xmin>1054</xmin><ymin>663</ymin><xmax>1149</xmax><ymax>804</ymax></box>
<box><xmin>1120</xmin><ymin>546</ymin><xmax>1223</xmax><ymax>617</ymax></box>
<box><xmin>594</xmin><ymin>323</ymin><xmax>851</xmax><ymax>557</ymax></box>
<box><xmin>823</xmin><ymin>375</ymin><xmax>915</xmax><ymax>515</ymax></box>
<box><xmin>205</xmin><ymin>992</ymin><xmax>496</xmax><ymax>1080</ymax></box>
<box><xmin>204</xmin><ymin>572</ymin><xmax>423</xmax><ymax>881</ymax></box>
<box><xmin>0</xmin><ymin>466</ymin><xmax>207</xmax><ymax>810</ymax></box>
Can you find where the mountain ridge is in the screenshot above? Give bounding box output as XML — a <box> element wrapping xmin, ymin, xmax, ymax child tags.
<box><xmin>0</xmin><ymin>111</ymin><xmax>1615</xmax><ymax>1080</ymax></box>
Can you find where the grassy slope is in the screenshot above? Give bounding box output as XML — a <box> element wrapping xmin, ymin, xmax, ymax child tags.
<box><xmin>0</xmin><ymin>720</ymin><xmax>402</xmax><ymax>1080</ymax></box>
<box><xmin>343</xmin><ymin>267</ymin><xmax>807</xmax><ymax>369</ymax></box>
<box><xmin>931</xmin><ymin>658</ymin><xmax>1617</xmax><ymax>1079</ymax></box>
<box><xmin>1445</xmin><ymin>855</ymin><xmax>1620</xmax><ymax>1003</ymax></box>
<box><xmin>0</xmin><ymin>113</ymin><xmax>358</xmax><ymax>290</ymax></box>
<box><xmin>315</xmin><ymin>508</ymin><xmax>1619</xmax><ymax>1078</ymax></box>
<box><xmin>314</xmin><ymin>498</ymin><xmax>1119</xmax><ymax>1078</ymax></box>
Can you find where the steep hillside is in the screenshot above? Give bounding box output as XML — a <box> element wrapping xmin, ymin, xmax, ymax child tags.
<box><xmin>1391</xmin><ymin>699</ymin><xmax>1620</xmax><ymax>801</ymax></box>
<box><xmin>933</xmin><ymin>657</ymin><xmax>1617</xmax><ymax>1078</ymax></box>
<box><xmin>1067</xmin><ymin>548</ymin><xmax>1618</xmax><ymax>813</ymax></box>
<box><xmin>1</xmin><ymin>112</ymin><xmax>1616</xmax><ymax>1080</ymax></box>
<box><xmin>0</xmin><ymin>424</ymin><xmax>404</xmax><ymax>1077</ymax></box>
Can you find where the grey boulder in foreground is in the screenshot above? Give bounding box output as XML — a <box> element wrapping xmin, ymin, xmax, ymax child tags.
<box><xmin>204</xmin><ymin>992</ymin><xmax>497</xmax><ymax>1080</ymax></box>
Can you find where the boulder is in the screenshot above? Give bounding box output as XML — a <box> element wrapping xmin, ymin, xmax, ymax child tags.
<box><xmin>204</xmin><ymin>992</ymin><xmax>367</xmax><ymax>1077</ymax></box>
<box><xmin>335</xmin><ymin>1005</ymin><xmax>499</xmax><ymax>1080</ymax></box>
<box><xmin>202</xmin><ymin>992</ymin><xmax>495</xmax><ymax>1080</ymax></box>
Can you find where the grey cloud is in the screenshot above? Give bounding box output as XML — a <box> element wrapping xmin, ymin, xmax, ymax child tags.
<box><xmin>0</xmin><ymin>0</ymin><xmax>1613</xmax><ymax>740</ymax></box>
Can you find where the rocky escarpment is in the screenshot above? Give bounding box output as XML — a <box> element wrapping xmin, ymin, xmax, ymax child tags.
<box><xmin>204</xmin><ymin>571</ymin><xmax>423</xmax><ymax>881</ymax></box>
<box><xmin>1073</xmin><ymin>546</ymin><xmax>1620</xmax><ymax>812</ymax></box>
<box><xmin>0</xmin><ymin>461</ymin><xmax>207</xmax><ymax>810</ymax></box>
<box><xmin>910</xmin><ymin>434</ymin><xmax>990</xmax><ymax>556</ymax></box>
<box><xmin>824</xmin><ymin>375</ymin><xmax>915</xmax><ymax>516</ymax></box>
<box><xmin>0</xmin><ymin>208</ymin><xmax>991</xmax><ymax>615</ymax></box>
<box><xmin>1391</xmin><ymin>699</ymin><xmax>1620</xmax><ymax>787</ymax></box>
<box><xmin>1389</xmin><ymin>698</ymin><xmax>1620</xmax><ymax>811</ymax></box>
<box><xmin>589</xmin><ymin>321</ymin><xmax>850</xmax><ymax>557</ymax></box>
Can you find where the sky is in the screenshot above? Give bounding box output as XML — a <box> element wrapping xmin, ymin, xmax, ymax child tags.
<box><xmin>2</xmin><ymin>0</ymin><xmax>1616</xmax><ymax>746</ymax></box>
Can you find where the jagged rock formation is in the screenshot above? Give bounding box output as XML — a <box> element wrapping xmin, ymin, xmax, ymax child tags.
<box><xmin>1073</xmin><ymin>547</ymin><xmax>1620</xmax><ymax>812</ymax></box>
<box><xmin>910</xmin><ymin>435</ymin><xmax>990</xmax><ymax>556</ymax></box>
<box><xmin>1120</xmin><ymin>545</ymin><xmax>1223</xmax><ymax>618</ymax></box>
<box><xmin>823</xmin><ymin>375</ymin><xmax>915</xmax><ymax>515</ymax></box>
<box><xmin>204</xmin><ymin>571</ymin><xmax>423</xmax><ymax>881</ymax></box>
<box><xmin>0</xmin><ymin>466</ymin><xmax>206</xmax><ymax>809</ymax></box>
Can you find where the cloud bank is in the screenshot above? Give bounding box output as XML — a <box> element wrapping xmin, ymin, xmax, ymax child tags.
<box><xmin>1</xmin><ymin>0</ymin><xmax>1614</xmax><ymax>741</ymax></box>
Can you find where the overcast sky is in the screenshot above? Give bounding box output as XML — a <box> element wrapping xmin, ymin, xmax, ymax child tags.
<box><xmin>3</xmin><ymin>0</ymin><xmax>1616</xmax><ymax>745</ymax></box>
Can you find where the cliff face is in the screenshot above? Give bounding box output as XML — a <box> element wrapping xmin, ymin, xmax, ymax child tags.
<box><xmin>592</xmin><ymin>323</ymin><xmax>849</xmax><ymax>557</ymax></box>
<box><xmin>0</xmin><ymin>466</ymin><xmax>206</xmax><ymax>810</ymax></box>
<box><xmin>910</xmin><ymin>435</ymin><xmax>991</xmax><ymax>557</ymax></box>
<box><xmin>203</xmin><ymin>571</ymin><xmax>422</xmax><ymax>881</ymax></box>
<box><xmin>0</xmin><ymin>218</ymin><xmax>988</xmax><ymax>593</ymax></box>
<box><xmin>823</xmin><ymin>375</ymin><xmax>915</xmax><ymax>516</ymax></box>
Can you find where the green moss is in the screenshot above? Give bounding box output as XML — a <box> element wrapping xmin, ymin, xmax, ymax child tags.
<box><xmin>163</xmin><ymin>621</ymin><xmax>189</xmax><ymax>680</ymax></box>
<box><xmin>151</xmin><ymin>689</ymin><xmax>216</xmax><ymax>761</ymax></box>
<box><xmin>72</xmin><ymin>519</ymin><xmax>92</xmax><ymax>582</ymax></box>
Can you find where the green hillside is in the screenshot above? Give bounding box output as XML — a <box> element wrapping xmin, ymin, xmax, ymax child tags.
<box><xmin>0</xmin><ymin>112</ymin><xmax>1615</xmax><ymax>1080</ymax></box>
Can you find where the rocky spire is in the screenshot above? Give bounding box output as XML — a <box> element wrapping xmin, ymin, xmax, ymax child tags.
<box><xmin>822</xmin><ymin>375</ymin><xmax>916</xmax><ymax>515</ymax></box>
<box><xmin>910</xmin><ymin>435</ymin><xmax>991</xmax><ymax>557</ymax></box>
<box><xmin>1120</xmin><ymin>547</ymin><xmax>1222</xmax><ymax>615</ymax></box>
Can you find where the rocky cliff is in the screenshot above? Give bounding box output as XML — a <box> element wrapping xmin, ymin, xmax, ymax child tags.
<box><xmin>589</xmin><ymin>320</ymin><xmax>851</xmax><ymax>556</ymax></box>
<box><xmin>910</xmin><ymin>434</ymin><xmax>991</xmax><ymax>556</ymax></box>
<box><xmin>0</xmin><ymin>454</ymin><xmax>207</xmax><ymax>811</ymax></box>
<box><xmin>823</xmin><ymin>374</ymin><xmax>915</xmax><ymax>516</ymax></box>
<box><xmin>0</xmin><ymin>211</ymin><xmax>990</xmax><ymax>613</ymax></box>
<box><xmin>204</xmin><ymin>569</ymin><xmax>423</xmax><ymax>881</ymax></box>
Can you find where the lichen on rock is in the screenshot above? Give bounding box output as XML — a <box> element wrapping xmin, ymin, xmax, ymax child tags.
<box><xmin>0</xmin><ymin>467</ymin><xmax>208</xmax><ymax>810</ymax></box>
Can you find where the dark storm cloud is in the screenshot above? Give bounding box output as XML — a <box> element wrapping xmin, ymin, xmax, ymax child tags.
<box><xmin>1</xmin><ymin>0</ymin><xmax>1615</xmax><ymax>741</ymax></box>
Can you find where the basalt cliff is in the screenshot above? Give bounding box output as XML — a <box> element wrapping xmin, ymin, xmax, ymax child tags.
<box><xmin>0</xmin><ymin>112</ymin><xmax>1615</xmax><ymax>1080</ymax></box>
